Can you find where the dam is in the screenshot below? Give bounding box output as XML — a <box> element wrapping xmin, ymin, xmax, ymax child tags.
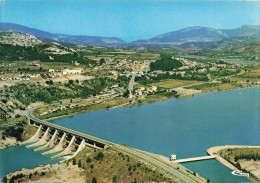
<box><xmin>22</xmin><ymin>108</ymin><xmax>114</xmax><ymax>159</ymax></box>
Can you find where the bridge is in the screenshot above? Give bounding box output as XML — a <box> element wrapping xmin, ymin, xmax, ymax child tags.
<box><xmin>23</xmin><ymin>106</ymin><xmax>205</xmax><ymax>183</ymax></box>
<box><xmin>174</xmin><ymin>156</ymin><xmax>216</xmax><ymax>163</ymax></box>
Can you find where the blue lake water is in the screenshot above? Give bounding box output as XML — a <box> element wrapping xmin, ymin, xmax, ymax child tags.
<box><xmin>0</xmin><ymin>86</ymin><xmax>259</xmax><ymax>182</ymax></box>
<box><xmin>0</xmin><ymin>144</ymin><xmax>62</xmax><ymax>178</ymax></box>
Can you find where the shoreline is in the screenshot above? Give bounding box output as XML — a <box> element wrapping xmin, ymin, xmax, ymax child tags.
<box><xmin>40</xmin><ymin>83</ymin><xmax>256</xmax><ymax>122</ymax></box>
<box><xmin>207</xmin><ymin>145</ymin><xmax>260</xmax><ymax>183</ymax></box>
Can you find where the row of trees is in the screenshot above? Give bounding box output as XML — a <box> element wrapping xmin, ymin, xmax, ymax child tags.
<box><xmin>135</xmin><ymin>72</ymin><xmax>209</xmax><ymax>85</ymax></box>
<box><xmin>234</xmin><ymin>154</ymin><xmax>260</xmax><ymax>162</ymax></box>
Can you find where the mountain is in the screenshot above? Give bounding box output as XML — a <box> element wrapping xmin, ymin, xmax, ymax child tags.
<box><xmin>221</xmin><ymin>25</ymin><xmax>260</xmax><ymax>38</ymax></box>
<box><xmin>130</xmin><ymin>25</ymin><xmax>260</xmax><ymax>48</ymax></box>
<box><xmin>0</xmin><ymin>23</ymin><xmax>126</xmax><ymax>46</ymax></box>
<box><xmin>1</xmin><ymin>23</ymin><xmax>260</xmax><ymax>49</ymax></box>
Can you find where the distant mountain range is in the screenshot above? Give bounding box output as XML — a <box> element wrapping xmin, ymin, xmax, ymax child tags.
<box><xmin>130</xmin><ymin>25</ymin><xmax>260</xmax><ymax>48</ymax></box>
<box><xmin>0</xmin><ymin>23</ymin><xmax>260</xmax><ymax>49</ymax></box>
<box><xmin>0</xmin><ymin>23</ymin><xmax>126</xmax><ymax>46</ymax></box>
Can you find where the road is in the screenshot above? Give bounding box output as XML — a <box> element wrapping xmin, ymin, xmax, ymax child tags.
<box><xmin>115</xmin><ymin>144</ymin><xmax>204</xmax><ymax>183</ymax></box>
<box><xmin>129</xmin><ymin>74</ymin><xmax>136</xmax><ymax>96</ymax></box>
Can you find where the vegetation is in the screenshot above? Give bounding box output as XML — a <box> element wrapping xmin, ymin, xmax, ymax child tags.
<box><xmin>150</xmin><ymin>53</ymin><xmax>182</xmax><ymax>71</ymax></box>
<box><xmin>8</xmin><ymin>77</ymin><xmax>122</xmax><ymax>105</ymax></box>
<box><xmin>136</xmin><ymin>72</ymin><xmax>209</xmax><ymax>85</ymax></box>
<box><xmin>67</xmin><ymin>147</ymin><xmax>180</xmax><ymax>183</ymax></box>
<box><xmin>0</xmin><ymin>43</ymin><xmax>95</xmax><ymax>65</ymax></box>
<box><xmin>219</xmin><ymin>148</ymin><xmax>260</xmax><ymax>182</ymax></box>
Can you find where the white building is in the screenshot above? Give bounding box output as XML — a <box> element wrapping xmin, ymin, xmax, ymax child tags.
<box><xmin>170</xmin><ymin>154</ymin><xmax>176</xmax><ymax>161</ymax></box>
<box><xmin>49</xmin><ymin>69</ymin><xmax>55</xmax><ymax>73</ymax></box>
<box><xmin>61</xmin><ymin>68</ymin><xmax>83</xmax><ymax>75</ymax></box>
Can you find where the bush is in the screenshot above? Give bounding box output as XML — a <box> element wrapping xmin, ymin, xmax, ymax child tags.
<box><xmin>72</xmin><ymin>158</ymin><xmax>76</xmax><ymax>165</ymax></box>
<box><xmin>94</xmin><ymin>152</ymin><xmax>104</xmax><ymax>161</ymax></box>
<box><xmin>128</xmin><ymin>166</ymin><xmax>132</xmax><ymax>171</ymax></box>
<box><xmin>86</xmin><ymin>157</ymin><xmax>91</xmax><ymax>163</ymax></box>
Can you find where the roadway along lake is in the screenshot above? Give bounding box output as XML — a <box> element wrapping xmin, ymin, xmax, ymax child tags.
<box><xmin>0</xmin><ymin>86</ymin><xmax>259</xmax><ymax>182</ymax></box>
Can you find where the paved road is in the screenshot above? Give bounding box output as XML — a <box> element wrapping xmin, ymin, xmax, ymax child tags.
<box><xmin>129</xmin><ymin>74</ymin><xmax>136</xmax><ymax>95</ymax></box>
<box><xmin>115</xmin><ymin>144</ymin><xmax>203</xmax><ymax>183</ymax></box>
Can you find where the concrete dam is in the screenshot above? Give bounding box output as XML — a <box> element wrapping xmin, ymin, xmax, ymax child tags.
<box><xmin>22</xmin><ymin>108</ymin><xmax>114</xmax><ymax>159</ymax></box>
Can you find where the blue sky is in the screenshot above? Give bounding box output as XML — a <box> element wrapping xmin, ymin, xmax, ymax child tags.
<box><xmin>0</xmin><ymin>0</ymin><xmax>259</xmax><ymax>42</ymax></box>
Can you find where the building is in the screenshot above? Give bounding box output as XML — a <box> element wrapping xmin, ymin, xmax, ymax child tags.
<box><xmin>49</xmin><ymin>69</ymin><xmax>55</xmax><ymax>73</ymax></box>
<box><xmin>170</xmin><ymin>154</ymin><xmax>176</xmax><ymax>161</ymax></box>
<box><xmin>61</xmin><ymin>68</ymin><xmax>83</xmax><ymax>75</ymax></box>
<box><xmin>136</xmin><ymin>89</ymin><xmax>142</xmax><ymax>95</ymax></box>
<box><xmin>151</xmin><ymin>86</ymin><xmax>157</xmax><ymax>91</ymax></box>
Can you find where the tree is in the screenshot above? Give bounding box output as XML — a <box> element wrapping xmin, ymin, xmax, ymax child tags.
<box><xmin>112</xmin><ymin>175</ymin><xmax>117</xmax><ymax>183</ymax></box>
<box><xmin>123</xmin><ymin>89</ymin><xmax>130</xmax><ymax>98</ymax></box>
<box><xmin>92</xmin><ymin>177</ymin><xmax>97</xmax><ymax>183</ymax></box>
<box><xmin>100</xmin><ymin>58</ymin><xmax>105</xmax><ymax>65</ymax></box>
<box><xmin>78</xmin><ymin>160</ymin><xmax>82</xmax><ymax>168</ymax></box>
<box><xmin>69</xmin><ymin>80</ymin><xmax>74</xmax><ymax>85</ymax></box>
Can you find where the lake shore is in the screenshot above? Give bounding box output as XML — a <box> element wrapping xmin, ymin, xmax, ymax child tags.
<box><xmin>38</xmin><ymin>83</ymin><xmax>255</xmax><ymax>122</ymax></box>
<box><xmin>207</xmin><ymin>145</ymin><xmax>260</xmax><ymax>183</ymax></box>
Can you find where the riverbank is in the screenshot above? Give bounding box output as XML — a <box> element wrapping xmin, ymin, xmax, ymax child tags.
<box><xmin>0</xmin><ymin>121</ymin><xmax>37</xmax><ymax>150</ymax></box>
<box><xmin>207</xmin><ymin>145</ymin><xmax>260</xmax><ymax>182</ymax></box>
<box><xmin>36</xmin><ymin>82</ymin><xmax>255</xmax><ymax>122</ymax></box>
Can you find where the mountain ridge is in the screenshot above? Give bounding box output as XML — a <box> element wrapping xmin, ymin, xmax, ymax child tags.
<box><xmin>0</xmin><ymin>23</ymin><xmax>126</xmax><ymax>46</ymax></box>
<box><xmin>131</xmin><ymin>25</ymin><xmax>260</xmax><ymax>46</ymax></box>
<box><xmin>1</xmin><ymin>23</ymin><xmax>260</xmax><ymax>48</ymax></box>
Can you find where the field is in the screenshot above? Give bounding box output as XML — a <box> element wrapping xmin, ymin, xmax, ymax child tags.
<box><xmin>185</xmin><ymin>83</ymin><xmax>251</xmax><ymax>92</ymax></box>
<box><xmin>146</xmin><ymin>79</ymin><xmax>201</xmax><ymax>89</ymax></box>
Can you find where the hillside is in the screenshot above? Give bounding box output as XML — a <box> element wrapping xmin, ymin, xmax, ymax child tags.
<box><xmin>0</xmin><ymin>31</ymin><xmax>94</xmax><ymax>64</ymax></box>
<box><xmin>130</xmin><ymin>25</ymin><xmax>260</xmax><ymax>48</ymax></box>
<box><xmin>0</xmin><ymin>23</ymin><xmax>126</xmax><ymax>47</ymax></box>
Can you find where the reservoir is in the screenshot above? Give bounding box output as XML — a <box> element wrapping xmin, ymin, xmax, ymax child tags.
<box><xmin>0</xmin><ymin>86</ymin><xmax>259</xmax><ymax>182</ymax></box>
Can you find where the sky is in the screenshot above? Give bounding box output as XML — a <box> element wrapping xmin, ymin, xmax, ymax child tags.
<box><xmin>0</xmin><ymin>0</ymin><xmax>259</xmax><ymax>42</ymax></box>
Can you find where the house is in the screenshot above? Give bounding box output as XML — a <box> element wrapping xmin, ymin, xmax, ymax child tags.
<box><xmin>136</xmin><ymin>89</ymin><xmax>142</xmax><ymax>95</ymax></box>
<box><xmin>151</xmin><ymin>86</ymin><xmax>157</xmax><ymax>91</ymax></box>
<box><xmin>139</xmin><ymin>87</ymin><xmax>145</xmax><ymax>91</ymax></box>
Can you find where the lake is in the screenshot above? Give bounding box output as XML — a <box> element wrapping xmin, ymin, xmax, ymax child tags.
<box><xmin>1</xmin><ymin>86</ymin><xmax>259</xmax><ymax>182</ymax></box>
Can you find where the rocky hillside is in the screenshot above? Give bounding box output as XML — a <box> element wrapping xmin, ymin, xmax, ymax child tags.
<box><xmin>0</xmin><ymin>23</ymin><xmax>126</xmax><ymax>46</ymax></box>
<box><xmin>0</xmin><ymin>31</ymin><xmax>42</xmax><ymax>47</ymax></box>
<box><xmin>0</xmin><ymin>31</ymin><xmax>95</xmax><ymax>64</ymax></box>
